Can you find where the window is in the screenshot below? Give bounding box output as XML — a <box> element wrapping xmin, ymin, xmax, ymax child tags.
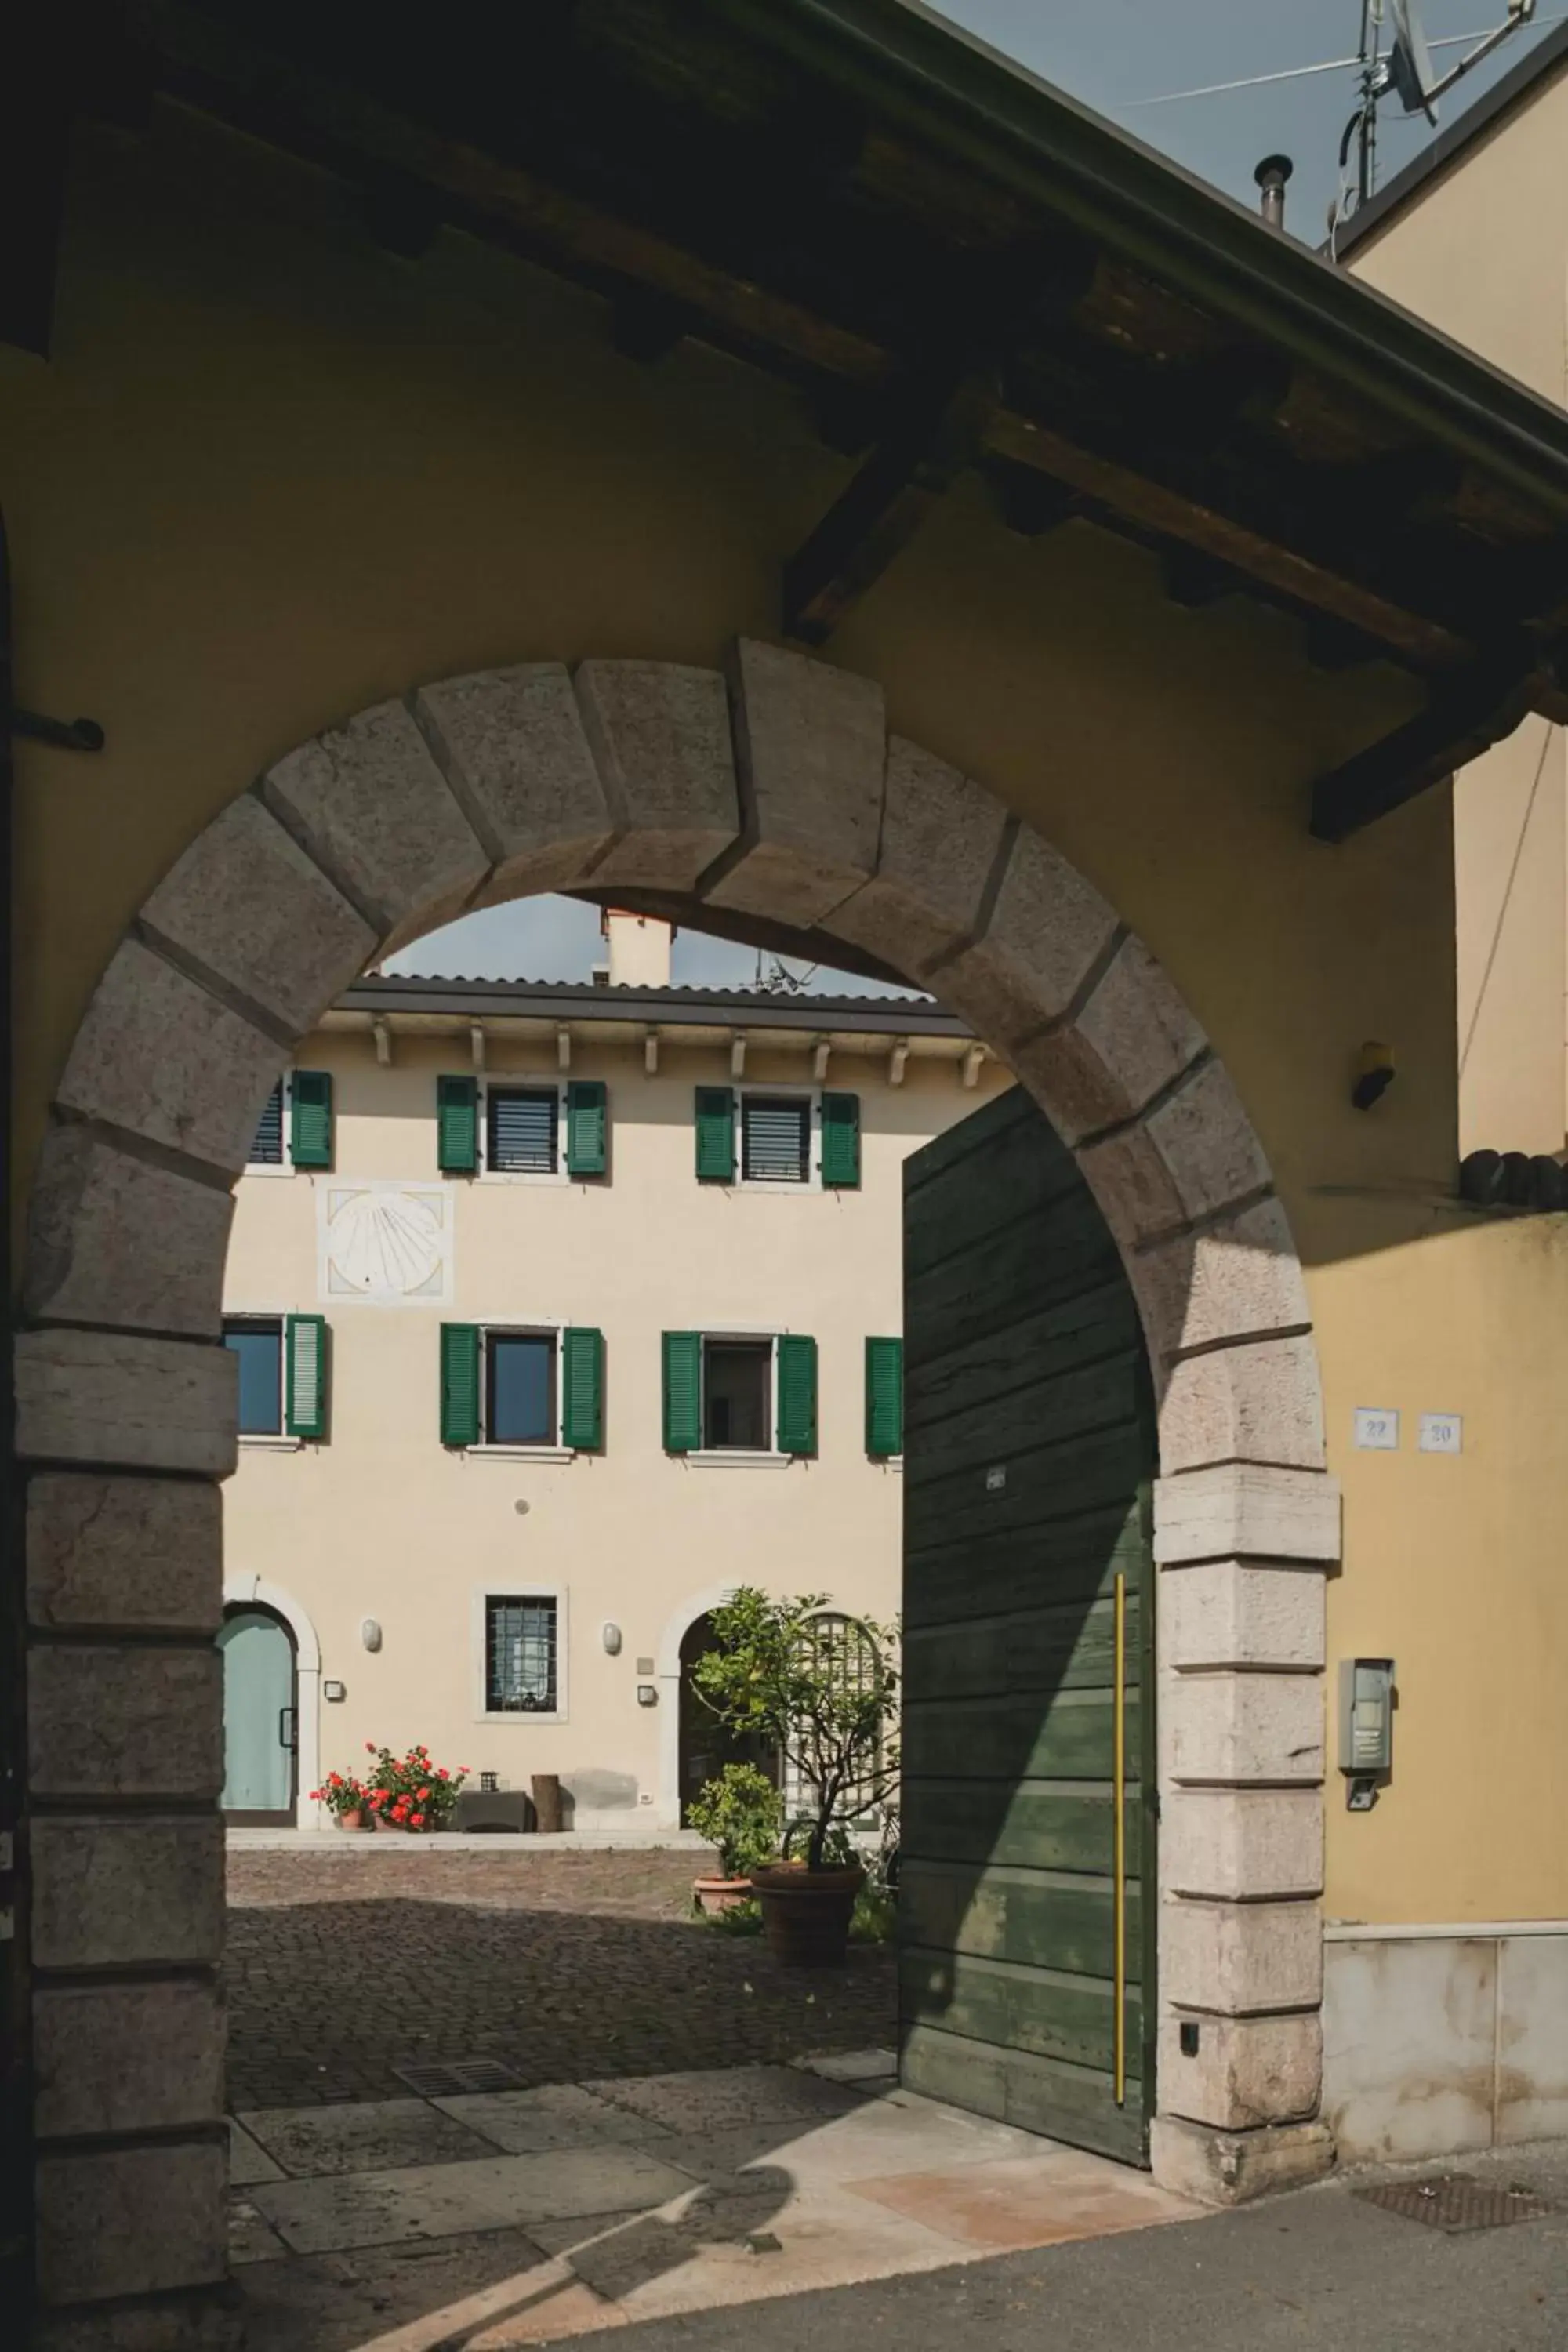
<box><xmin>488</xmin><ymin>1332</ymin><xmax>556</xmax><ymax>1446</ymax></box>
<box><xmin>487</xmin><ymin>1087</ymin><xmax>559</xmax><ymax>1174</ymax></box>
<box><xmin>245</xmin><ymin>1072</ymin><xmax>333</xmax><ymax>1172</ymax></box>
<box><xmin>741</xmin><ymin>1095</ymin><xmax>809</xmax><ymax>1185</ymax></box>
<box><xmin>249</xmin><ymin>1081</ymin><xmax>285</xmax><ymax>1167</ymax></box>
<box><xmin>485</xmin><ymin>1594</ymin><xmax>559</xmax><ymax>1715</ymax></box>
<box><xmin>704</xmin><ymin>1339</ymin><xmax>771</xmax><ymax>1450</ymax></box>
<box><xmin>441</xmin><ymin>1324</ymin><xmax>603</xmax><ymax>1451</ymax></box>
<box><xmin>225</xmin><ymin>1319</ymin><xmax>282</xmax><ymax>1436</ymax></box>
<box><xmin>223</xmin><ymin>1315</ymin><xmax>329</xmax><ymax>1441</ymax></box>
<box><xmin>662</xmin><ymin>1330</ymin><xmax>817</xmax><ymax>1458</ymax></box>
<box><xmin>437</xmin><ymin>1076</ymin><xmax>608</xmax><ymax>1178</ymax></box>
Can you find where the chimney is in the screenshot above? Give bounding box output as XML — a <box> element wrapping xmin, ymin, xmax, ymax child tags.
<box><xmin>604</xmin><ymin>909</ymin><xmax>673</xmax><ymax>989</ymax></box>
<box><xmin>1254</xmin><ymin>154</ymin><xmax>1294</xmax><ymax>232</ymax></box>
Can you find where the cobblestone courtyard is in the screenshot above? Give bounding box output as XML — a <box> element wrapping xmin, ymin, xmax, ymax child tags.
<box><xmin>227</xmin><ymin>1848</ymin><xmax>897</xmax><ymax>2111</ymax></box>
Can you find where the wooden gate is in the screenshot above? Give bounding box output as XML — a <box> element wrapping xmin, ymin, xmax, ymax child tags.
<box><xmin>899</xmin><ymin>1085</ymin><xmax>1157</xmax><ymax>2164</ymax></box>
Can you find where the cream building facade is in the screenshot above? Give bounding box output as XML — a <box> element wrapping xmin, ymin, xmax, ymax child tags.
<box><xmin>219</xmin><ymin>915</ymin><xmax>1008</xmax><ymax>1833</ymax></box>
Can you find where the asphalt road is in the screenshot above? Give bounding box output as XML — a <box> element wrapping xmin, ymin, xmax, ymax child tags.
<box><xmin>604</xmin><ymin>2139</ymin><xmax>1568</xmax><ymax>2351</ymax></box>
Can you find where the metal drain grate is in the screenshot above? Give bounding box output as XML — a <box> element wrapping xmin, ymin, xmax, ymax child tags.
<box><xmin>1355</xmin><ymin>2175</ymin><xmax>1555</xmax><ymax>2234</ymax></box>
<box><xmin>393</xmin><ymin>2058</ymin><xmax>523</xmax><ymax>2099</ymax></box>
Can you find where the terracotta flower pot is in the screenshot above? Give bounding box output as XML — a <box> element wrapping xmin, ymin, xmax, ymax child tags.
<box><xmin>693</xmin><ymin>1875</ymin><xmax>753</xmax><ymax>1916</ymax></box>
<box><xmin>750</xmin><ymin>1864</ymin><xmax>864</xmax><ymax>1966</ymax></box>
<box><xmin>336</xmin><ymin>1809</ymin><xmax>365</xmax><ymax>1831</ymax></box>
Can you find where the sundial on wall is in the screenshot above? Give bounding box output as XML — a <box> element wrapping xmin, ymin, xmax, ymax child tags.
<box><xmin>319</xmin><ymin>1185</ymin><xmax>452</xmax><ymax>1305</ymax></box>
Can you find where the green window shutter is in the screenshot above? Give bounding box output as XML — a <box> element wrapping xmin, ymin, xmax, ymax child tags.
<box><xmin>437</xmin><ymin>1075</ymin><xmax>479</xmax><ymax>1174</ymax></box>
<box><xmin>694</xmin><ymin>1087</ymin><xmax>735</xmax><ymax>1182</ymax></box>
<box><xmin>865</xmin><ymin>1336</ymin><xmax>904</xmax><ymax>1457</ymax></box>
<box><xmin>820</xmin><ymin>1092</ymin><xmax>861</xmax><ymax>1189</ymax></box>
<box><xmin>776</xmin><ymin>1334</ymin><xmax>818</xmax><ymax>1457</ymax></box>
<box><xmin>561</xmin><ymin>1327</ymin><xmax>604</xmax><ymax>1450</ymax></box>
<box><xmin>565</xmin><ymin>1080</ymin><xmax>608</xmax><ymax>1178</ymax></box>
<box><xmin>440</xmin><ymin>1323</ymin><xmax>481</xmax><ymax>1446</ymax></box>
<box><xmin>289</xmin><ymin>1071</ymin><xmax>334</xmax><ymax>1169</ymax></box>
<box><xmin>284</xmin><ymin>1315</ymin><xmax>328</xmax><ymax>1439</ymax></box>
<box><xmin>662</xmin><ymin>1331</ymin><xmax>702</xmax><ymax>1452</ymax></box>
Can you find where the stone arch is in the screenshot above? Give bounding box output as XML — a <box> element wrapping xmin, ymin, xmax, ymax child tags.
<box><xmin>17</xmin><ymin>639</ymin><xmax>1338</xmax><ymax>2327</ymax></box>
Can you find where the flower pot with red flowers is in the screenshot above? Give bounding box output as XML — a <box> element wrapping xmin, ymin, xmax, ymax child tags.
<box><xmin>311</xmin><ymin>1772</ymin><xmax>372</xmax><ymax>1830</ymax></box>
<box><xmin>363</xmin><ymin>1743</ymin><xmax>470</xmax><ymax>1834</ymax></box>
<box><xmin>687</xmin><ymin>1763</ymin><xmax>781</xmax><ymax>1915</ymax></box>
<box><xmin>691</xmin><ymin>1589</ymin><xmax>898</xmax><ymax>1968</ymax></box>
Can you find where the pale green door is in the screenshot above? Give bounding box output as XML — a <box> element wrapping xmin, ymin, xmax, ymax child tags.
<box><xmin>220</xmin><ymin>1608</ymin><xmax>296</xmax><ymax>1823</ymax></box>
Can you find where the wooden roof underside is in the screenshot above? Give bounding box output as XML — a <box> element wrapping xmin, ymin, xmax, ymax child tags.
<box><xmin>34</xmin><ymin>0</ymin><xmax>1568</xmax><ymax>835</ymax></box>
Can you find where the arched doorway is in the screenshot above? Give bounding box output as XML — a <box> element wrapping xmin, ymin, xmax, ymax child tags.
<box><xmin>218</xmin><ymin>1605</ymin><xmax>298</xmax><ymax>1828</ymax></box>
<box><xmin>677</xmin><ymin>1612</ymin><xmax>779</xmax><ymax>1827</ymax></box>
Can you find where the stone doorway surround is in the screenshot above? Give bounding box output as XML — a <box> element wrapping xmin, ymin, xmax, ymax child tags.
<box><xmin>16</xmin><ymin>639</ymin><xmax>1339</xmax><ymax>2339</ymax></box>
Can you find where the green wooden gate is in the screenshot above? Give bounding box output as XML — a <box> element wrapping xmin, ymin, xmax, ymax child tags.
<box><xmin>900</xmin><ymin>1085</ymin><xmax>1157</xmax><ymax>2164</ymax></box>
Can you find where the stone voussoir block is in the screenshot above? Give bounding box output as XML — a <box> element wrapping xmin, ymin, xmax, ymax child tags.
<box><xmin>35</xmin><ymin>1980</ymin><xmax>225</xmax><ymax>2140</ymax></box>
<box><xmin>1165</xmin><ymin>1667</ymin><xmax>1324</xmax><ymax>1787</ymax></box>
<box><xmin>35</xmin><ymin>2140</ymin><xmax>228</xmax><ymax>2305</ymax></box>
<box><xmin>25</xmin><ymin>1125</ymin><xmax>234</xmax><ymax>1341</ymax></box>
<box><xmin>54</xmin><ymin>938</ymin><xmax>285</xmax><ymax>1177</ymax></box>
<box><xmin>1162</xmin><ymin>1788</ymin><xmax>1323</xmax><ymax>1902</ymax></box>
<box><xmin>16</xmin><ymin>1330</ymin><xmax>238</xmax><ymax>1478</ymax></box>
<box><xmin>1135</xmin><ymin>1195</ymin><xmax>1311</xmax><ymax>1362</ymax></box>
<box><xmin>1160</xmin><ymin>2009</ymin><xmax>1323</xmax><ymax>2132</ymax></box>
<box><xmin>1163</xmin><ymin>1559</ymin><xmax>1325</xmax><ymax>1672</ymax></box>
<box><xmin>139</xmin><ymin>791</ymin><xmax>376</xmax><ymax>1041</ymax></box>
<box><xmin>1075</xmin><ymin>934</ymin><xmax>1208</xmax><ymax>1125</ymax></box>
<box><xmin>1149</xmin><ymin>2114</ymin><xmax>1334</xmax><ymax>2205</ymax></box>
<box><xmin>931</xmin><ymin>826</ymin><xmax>1119</xmax><ymax>1053</ymax></box>
<box><xmin>31</xmin><ymin>1815</ymin><xmax>224</xmax><ymax>1971</ymax></box>
<box><xmin>1077</xmin><ymin>1119</ymin><xmax>1188</xmax><ymax>1251</ymax></box>
<box><xmin>414</xmin><ymin>662</ymin><xmax>615</xmax><ymax>903</ymax></box>
<box><xmin>705</xmin><ymin>638</ymin><xmax>885</xmax><ymax>927</ymax></box>
<box><xmin>825</xmin><ymin>735</ymin><xmax>1009</xmax><ymax>979</ymax></box>
<box><xmin>573</xmin><ymin>659</ymin><xmax>739</xmax><ymax>892</ymax></box>
<box><xmin>29</xmin><ymin>1646</ymin><xmax>223</xmax><ymax>1800</ymax></box>
<box><xmin>1157</xmin><ymin>1333</ymin><xmax>1327</xmax><ymax>1474</ymax></box>
<box><xmin>1154</xmin><ymin>1464</ymin><xmax>1341</xmax><ymax>1567</ymax></box>
<box><xmin>1145</xmin><ymin>1055</ymin><xmax>1272</xmax><ymax>1225</ymax></box>
<box><xmin>1163</xmin><ymin>1896</ymin><xmax>1323</xmax><ymax>2016</ymax></box>
<box><xmin>27</xmin><ymin>1472</ymin><xmax>223</xmax><ymax>1634</ymax></box>
<box><xmin>263</xmin><ymin>696</ymin><xmax>489</xmax><ymax>952</ymax></box>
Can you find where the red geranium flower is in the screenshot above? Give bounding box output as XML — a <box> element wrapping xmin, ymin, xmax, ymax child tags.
<box><xmin>410</xmin><ymin>1813</ymin><xmax>424</xmax><ymax>1828</ymax></box>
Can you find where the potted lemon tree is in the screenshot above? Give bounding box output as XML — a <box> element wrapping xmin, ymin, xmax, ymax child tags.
<box><xmin>687</xmin><ymin>1763</ymin><xmax>782</xmax><ymax>1915</ymax></box>
<box><xmin>692</xmin><ymin>1588</ymin><xmax>898</xmax><ymax>1965</ymax></box>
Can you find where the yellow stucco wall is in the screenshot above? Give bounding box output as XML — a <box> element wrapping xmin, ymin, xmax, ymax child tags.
<box><xmin>1348</xmin><ymin>68</ymin><xmax>1568</xmax><ymax>1160</ymax></box>
<box><xmin>7</xmin><ymin>107</ymin><xmax>1568</xmax><ymax>1922</ymax></box>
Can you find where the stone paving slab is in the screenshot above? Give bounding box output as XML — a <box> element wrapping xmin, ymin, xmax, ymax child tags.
<box><xmin>848</xmin><ymin>2149</ymin><xmax>1199</xmax><ymax>2251</ymax></box>
<box><xmin>249</xmin><ymin>2143</ymin><xmax>701</xmax><ymax>2256</ymax></box>
<box><xmin>582</xmin><ymin>2064</ymin><xmax>866</xmax><ymax>2136</ymax></box>
<box><xmin>228</xmin><ymin>2198</ymin><xmax>290</xmax><ymax>2266</ymax></box>
<box><xmin>237</xmin><ymin>2226</ymin><xmax>567</xmax><ymax>2351</ymax></box>
<box><xmin>796</xmin><ymin>2048</ymin><xmax>898</xmax><ymax>2086</ymax></box>
<box><xmin>229</xmin><ymin>2117</ymin><xmax>285</xmax><ymax>2186</ymax></box>
<box><xmin>647</xmin><ymin>2089</ymin><xmax>1062</xmax><ymax>2193</ymax></box>
<box><xmin>238</xmin><ymin>2097</ymin><xmax>498</xmax><ymax>2177</ymax></box>
<box><xmin>434</xmin><ymin>2083</ymin><xmax>673</xmax><ymax>2154</ymax></box>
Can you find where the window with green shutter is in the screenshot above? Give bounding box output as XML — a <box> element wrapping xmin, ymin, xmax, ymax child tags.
<box><xmin>285</xmin><ymin>1314</ymin><xmax>328</xmax><ymax>1439</ymax></box>
<box><xmin>820</xmin><ymin>1092</ymin><xmax>861</xmax><ymax>1189</ymax></box>
<box><xmin>565</xmin><ymin>1080</ymin><xmax>608</xmax><ymax>1178</ymax></box>
<box><xmin>694</xmin><ymin>1087</ymin><xmax>735</xmax><ymax>1183</ymax></box>
<box><xmin>662</xmin><ymin>1330</ymin><xmax>703</xmax><ymax>1451</ymax></box>
<box><xmin>865</xmin><ymin>1336</ymin><xmax>903</xmax><ymax>1458</ymax></box>
<box><xmin>437</xmin><ymin>1075</ymin><xmax>479</xmax><ymax>1174</ymax></box>
<box><xmin>440</xmin><ymin>1323</ymin><xmax>481</xmax><ymax>1446</ymax></box>
<box><xmin>289</xmin><ymin>1071</ymin><xmax>334</xmax><ymax>1169</ymax></box>
<box><xmin>775</xmin><ymin>1334</ymin><xmax>818</xmax><ymax>1456</ymax></box>
<box><xmin>561</xmin><ymin>1327</ymin><xmax>604</xmax><ymax>1449</ymax></box>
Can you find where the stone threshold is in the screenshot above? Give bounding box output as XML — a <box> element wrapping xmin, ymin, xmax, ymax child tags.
<box><xmin>227</xmin><ymin>1828</ymin><xmax>714</xmax><ymax>1853</ymax></box>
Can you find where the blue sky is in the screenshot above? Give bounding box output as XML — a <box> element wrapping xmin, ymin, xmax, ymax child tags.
<box><xmin>392</xmin><ymin>0</ymin><xmax>1557</xmax><ymax>993</ymax></box>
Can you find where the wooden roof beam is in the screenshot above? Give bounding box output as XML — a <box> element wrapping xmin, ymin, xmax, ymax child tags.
<box><xmin>1309</xmin><ymin>644</ymin><xmax>1568</xmax><ymax>840</ymax></box>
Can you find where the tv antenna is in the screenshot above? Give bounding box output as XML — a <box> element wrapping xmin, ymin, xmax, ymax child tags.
<box><xmin>1127</xmin><ymin>3</ymin><xmax>1550</xmax><ymax>245</ymax></box>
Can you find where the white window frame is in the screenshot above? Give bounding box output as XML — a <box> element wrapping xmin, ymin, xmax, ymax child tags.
<box><xmin>735</xmin><ymin>1084</ymin><xmax>823</xmax><ymax>1194</ymax></box>
<box><xmin>477</xmin><ymin>1076</ymin><xmax>572</xmax><ymax>1185</ymax></box>
<box><xmin>466</xmin><ymin>1319</ymin><xmax>574</xmax><ymax>1461</ymax></box>
<box><xmin>472</xmin><ymin>1582</ymin><xmax>568</xmax><ymax>1725</ymax></box>
<box><xmin>245</xmin><ymin>1072</ymin><xmax>296</xmax><ymax>1178</ymax></box>
<box><xmin>687</xmin><ymin>1325</ymin><xmax>789</xmax><ymax>1468</ymax></box>
<box><xmin>223</xmin><ymin>1309</ymin><xmax>301</xmax><ymax>1450</ymax></box>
